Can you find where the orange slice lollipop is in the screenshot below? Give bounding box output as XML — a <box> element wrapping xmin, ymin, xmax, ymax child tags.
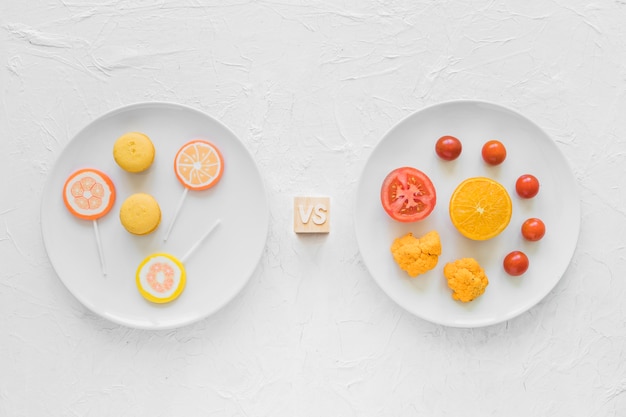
<box><xmin>63</xmin><ymin>168</ymin><xmax>116</xmax><ymax>220</ymax></box>
<box><xmin>164</xmin><ymin>140</ymin><xmax>224</xmax><ymax>241</ymax></box>
<box><xmin>62</xmin><ymin>168</ymin><xmax>116</xmax><ymax>275</ymax></box>
<box><xmin>174</xmin><ymin>139</ymin><xmax>224</xmax><ymax>191</ymax></box>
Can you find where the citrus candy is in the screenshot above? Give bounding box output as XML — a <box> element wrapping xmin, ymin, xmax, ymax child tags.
<box><xmin>449</xmin><ymin>177</ymin><xmax>512</xmax><ymax>240</ymax></box>
<box><xmin>62</xmin><ymin>168</ymin><xmax>116</xmax><ymax>220</ymax></box>
<box><xmin>174</xmin><ymin>139</ymin><xmax>224</xmax><ymax>191</ymax></box>
<box><xmin>136</xmin><ymin>253</ymin><xmax>186</xmax><ymax>303</ymax></box>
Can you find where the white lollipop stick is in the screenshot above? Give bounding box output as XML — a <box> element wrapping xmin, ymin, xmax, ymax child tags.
<box><xmin>92</xmin><ymin>220</ymin><xmax>106</xmax><ymax>276</ymax></box>
<box><xmin>163</xmin><ymin>187</ymin><xmax>188</xmax><ymax>241</ymax></box>
<box><xmin>181</xmin><ymin>219</ymin><xmax>221</xmax><ymax>263</ymax></box>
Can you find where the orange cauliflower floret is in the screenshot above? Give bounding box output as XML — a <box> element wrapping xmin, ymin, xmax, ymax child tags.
<box><xmin>443</xmin><ymin>258</ymin><xmax>489</xmax><ymax>302</ymax></box>
<box><xmin>391</xmin><ymin>231</ymin><xmax>441</xmax><ymax>277</ymax></box>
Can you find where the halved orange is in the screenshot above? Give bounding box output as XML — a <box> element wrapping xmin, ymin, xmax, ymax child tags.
<box><xmin>449</xmin><ymin>177</ymin><xmax>512</xmax><ymax>241</ymax></box>
<box><xmin>174</xmin><ymin>140</ymin><xmax>224</xmax><ymax>190</ymax></box>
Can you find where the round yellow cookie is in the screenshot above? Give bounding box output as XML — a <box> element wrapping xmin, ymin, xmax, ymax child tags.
<box><xmin>113</xmin><ymin>132</ymin><xmax>155</xmax><ymax>173</ymax></box>
<box><xmin>119</xmin><ymin>193</ymin><xmax>161</xmax><ymax>235</ymax></box>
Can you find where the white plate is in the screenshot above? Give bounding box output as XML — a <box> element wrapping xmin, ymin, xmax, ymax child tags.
<box><xmin>41</xmin><ymin>102</ymin><xmax>269</xmax><ymax>330</ymax></box>
<box><xmin>355</xmin><ymin>100</ymin><xmax>580</xmax><ymax>328</ymax></box>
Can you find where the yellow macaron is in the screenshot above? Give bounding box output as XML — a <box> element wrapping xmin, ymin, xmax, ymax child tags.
<box><xmin>119</xmin><ymin>193</ymin><xmax>161</xmax><ymax>235</ymax></box>
<box><xmin>113</xmin><ymin>132</ymin><xmax>155</xmax><ymax>173</ymax></box>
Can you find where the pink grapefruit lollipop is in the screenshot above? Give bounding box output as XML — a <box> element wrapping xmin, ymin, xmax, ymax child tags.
<box><xmin>163</xmin><ymin>139</ymin><xmax>224</xmax><ymax>241</ymax></box>
<box><xmin>136</xmin><ymin>253</ymin><xmax>186</xmax><ymax>303</ymax></box>
<box><xmin>137</xmin><ymin>219</ymin><xmax>220</xmax><ymax>303</ymax></box>
<box><xmin>62</xmin><ymin>168</ymin><xmax>116</xmax><ymax>275</ymax></box>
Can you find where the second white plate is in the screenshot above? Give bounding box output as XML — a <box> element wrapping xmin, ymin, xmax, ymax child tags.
<box><xmin>41</xmin><ymin>102</ymin><xmax>269</xmax><ymax>330</ymax></box>
<box><xmin>355</xmin><ymin>100</ymin><xmax>580</xmax><ymax>328</ymax></box>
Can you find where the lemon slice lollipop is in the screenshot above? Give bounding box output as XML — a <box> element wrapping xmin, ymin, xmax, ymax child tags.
<box><xmin>136</xmin><ymin>253</ymin><xmax>186</xmax><ymax>303</ymax></box>
<box><xmin>136</xmin><ymin>219</ymin><xmax>220</xmax><ymax>303</ymax></box>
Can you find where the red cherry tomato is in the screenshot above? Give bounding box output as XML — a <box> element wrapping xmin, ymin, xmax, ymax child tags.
<box><xmin>516</xmin><ymin>174</ymin><xmax>540</xmax><ymax>198</ymax></box>
<box><xmin>380</xmin><ymin>167</ymin><xmax>436</xmax><ymax>222</ymax></box>
<box><xmin>521</xmin><ymin>218</ymin><xmax>545</xmax><ymax>241</ymax></box>
<box><xmin>481</xmin><ymin>140</ymin><xmax>507</xmax><ymax>165</ymax></box>
<box><xmin>435</xmin><ymin>135</ymin><xmax>462</xmax><ymax>161</ymax></box>
<box><xmin>503</xmin><ymin>251</ymin><xmax>529</xmax><ymax>276</ymax></box>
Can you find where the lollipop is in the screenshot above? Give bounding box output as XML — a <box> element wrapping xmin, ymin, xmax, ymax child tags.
<box><xmin>137</xmin><ymin>219</ymin><xmax>221</xmax><ymax>303</ymax></box>
<box><xmin>136</xmin><ymin>253</ymin><xmax>185</xmax><ymax>304</ymax></box>
<box><xmin>62</xmin><ymin>168</ymin><xmax>116</xmax><ymax>275</ymax></box>
<box><xmin>163</xmin><ymin>139</ymin><xmax>224</xmax><ymax>241</ymax></box>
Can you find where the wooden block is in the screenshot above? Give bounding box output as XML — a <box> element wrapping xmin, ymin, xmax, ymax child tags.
<box><xmin>293</xmin><ymin>196</ymin><xmax>330</xmax><ymax>234</ymax></box>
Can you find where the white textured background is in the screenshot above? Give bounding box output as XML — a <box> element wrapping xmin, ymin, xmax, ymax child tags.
<box><xmin>1</xmin><ymin>1</ymin><xmax>625</xmax><ymax>416</ymax></box>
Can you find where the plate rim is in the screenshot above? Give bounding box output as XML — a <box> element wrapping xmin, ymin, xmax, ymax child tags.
<box><xmin>354</xmin><ymin>98</ymin><xmax>581</xmax><ymax>328</ymax></box>
<box><xmin>40</xmin><ymin>101</ymin><xmax>270</xmax><ymax>330</ymax></box>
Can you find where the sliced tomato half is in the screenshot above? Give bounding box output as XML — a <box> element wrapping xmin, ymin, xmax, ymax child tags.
<box><xmin>380</xmin><ymin>167</ymin><xmax>437</xmax><ymax>222</ymax></box>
